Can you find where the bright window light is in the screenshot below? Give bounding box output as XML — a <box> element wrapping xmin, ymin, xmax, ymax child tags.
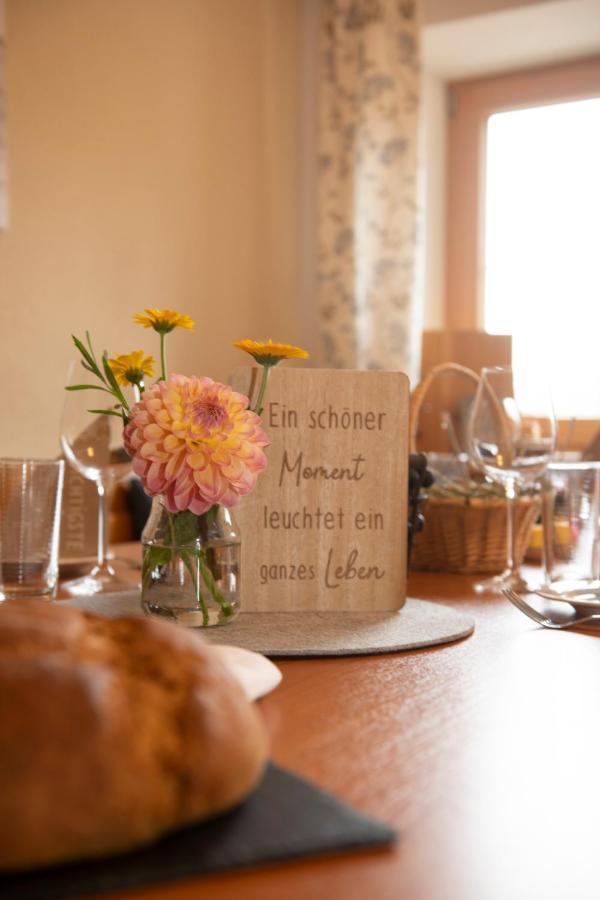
<box><xmin>484</xmin><ymin>97</ymin><xmax>600</xmax><ymax>418</ymax></box>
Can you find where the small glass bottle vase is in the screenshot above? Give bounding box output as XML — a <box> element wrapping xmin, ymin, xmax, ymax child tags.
<box><xmin>141</xmin><ymin>496</ymin><xmax>241</xmax><ymax>627</ymax></box>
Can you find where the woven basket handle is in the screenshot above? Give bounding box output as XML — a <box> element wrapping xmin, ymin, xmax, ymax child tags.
<box><xmin>409</xmin><ymin>362</ymin><xmax>480</xmax><ymax>453</ymax></box>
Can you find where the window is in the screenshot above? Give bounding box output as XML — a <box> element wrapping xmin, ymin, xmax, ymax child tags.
<box><xmin>484</xmin><ymin>98</ymin><xmax>600</xmax><ymax>418</ymax></box>
<box><xmin>446</xmin><ymin>56</ymin><xmax>600</xmax><ymax>442</ymax></box>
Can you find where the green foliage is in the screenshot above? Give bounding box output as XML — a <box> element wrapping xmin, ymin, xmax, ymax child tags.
<box><xmin>141</xmin><ymin>545</ymin><xmax>172</xmax><ymax>591</ymax></box>
<box><xmin>65</xmin><ymin>384</ymin><xmax>113</xmax><ymax>393</ymax></box>
<box><xmin>172</xmin><ymin>510</ymin><xmax>202</xmax><ymax>545</ymax></box>
<box><xmin>67</xmin><ymin>332</ymin><xmax>130</xmax><ymax>415</ymax></box>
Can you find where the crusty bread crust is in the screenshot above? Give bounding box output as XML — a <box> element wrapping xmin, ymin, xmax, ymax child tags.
<box><xmin>0</xmin><ymin>600</ymin><xmax>269</xmax><ymax>871</ymax></box>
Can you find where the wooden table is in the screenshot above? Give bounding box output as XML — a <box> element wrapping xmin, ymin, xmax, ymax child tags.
<box><xmin>86</xmin><ymin>564</ymin><xmax>600</xmax><ymax>900</ymax></box>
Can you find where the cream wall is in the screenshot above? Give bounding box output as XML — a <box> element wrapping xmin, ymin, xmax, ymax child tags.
<box><xmin>421</xmin><ymin>71</ymin><xmax>446</xmax><ymax>331</ymax></box>
<box><xmin>0</xmin><ymin>0</ymin><xmax>307</xmax><ymax>458</ymax></box>
<box><xmin>423</xmin><ymin>0</ymin><xmax>546</xmax><ymax>24</ymax></box>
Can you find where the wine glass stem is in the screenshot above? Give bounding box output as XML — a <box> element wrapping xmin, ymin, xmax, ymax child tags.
<box><xmin>505</xmin><ymin>477</ymin><xmax>518</xmax><ymax>576</ymax></box>
<box><xmin>96</xmin><ymin>480</ymin><xmax>108</xmax><ymax>570</ymax></box>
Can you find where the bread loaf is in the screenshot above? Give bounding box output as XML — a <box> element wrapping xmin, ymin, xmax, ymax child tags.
<box><xmin>0</xmin><ymin>600</ymin><xmax>269</xmax><ymax>871</ymax></box>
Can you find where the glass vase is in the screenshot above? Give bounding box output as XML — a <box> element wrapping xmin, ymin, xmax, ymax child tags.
<box><xmin>141</xmin><ymin>496</ymin><xmax>241</xmax><ymax>627</ymax></box>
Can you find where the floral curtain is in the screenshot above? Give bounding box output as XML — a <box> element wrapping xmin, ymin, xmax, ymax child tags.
<box><xmin>317</xmin><ymin>0</ymin><xmax>420</xmax><ymax>377</ymax></box>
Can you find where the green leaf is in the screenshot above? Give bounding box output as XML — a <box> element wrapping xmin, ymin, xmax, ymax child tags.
<box><xmin>102</xmin><ymin>352</ymin><xmax>120</xmax><ymax>391</ymax></box>
<box><xmin>102</xmin><ymin>352</ymin><xmax>129</xmax><ymax>410</ymax></box>
<box><xmin>72</xmin><ymin>334</ymin><xmax>104</xmax><ymax>380</ymax></box>
<box><xmin>87</xmin><ymin>408</ymin><xmax>123</xmax><ymax>417</ymax></box>
<box><xmin>65</xmin><ymin>384</ymin><xmax>113</xmax><ymax>392</ymax></box>
<box><xmin>172</xmin><ymin>510</ymin><xmax>201</xmax><ymax>545</ymax></box>
<box><xmin>80</xmin><ymin>360</ymin><xmax>98</xmax><ymax>375</ymax></box>
<box><xmin>71</xmin><ymin>333</ymin><xmax>94</xmax><ymax>365</ymax></box>
<box><xmin>85</xmin><ymin>330</ymin><xmax>98</xmax><ymax>363</ymax></box>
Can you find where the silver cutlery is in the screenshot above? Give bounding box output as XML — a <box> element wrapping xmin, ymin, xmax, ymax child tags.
<box><xmin>503</xmin><ymin>587</ymin><xmax>600</xmax><ymax>630</ymax></box>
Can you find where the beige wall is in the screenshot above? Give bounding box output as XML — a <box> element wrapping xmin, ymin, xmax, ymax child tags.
<box><xmin>422</xmin><ymin>0</ymin><xmax>546</xmax><ymax>24</ymax></box>
<box><xmin>0</xmin><ymin>0</ymin><xmax>307</xmax><ymax>458</ymax></box>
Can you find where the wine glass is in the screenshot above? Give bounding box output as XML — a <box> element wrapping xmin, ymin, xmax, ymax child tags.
<box><xmin>60</xmin><ymin>361</ymin><xmax>133</xmax><ymax>595</ymax></box>
<box><xmin>469</xmin><ymin>365</ymin><xmax>556</xmax><ymax>594</ymax></box>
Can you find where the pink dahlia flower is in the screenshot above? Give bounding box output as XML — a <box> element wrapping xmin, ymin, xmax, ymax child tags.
<box><xmin>124</xmin><ymin>375</ymin><xmax>268</xmax><ymax>515</ymax></box>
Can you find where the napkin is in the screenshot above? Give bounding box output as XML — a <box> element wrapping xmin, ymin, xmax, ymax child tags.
<box><xmin>1</xmin><ymin>764</ymin><xmax>396</xmax><ymax>900</ymax></box>
<box><xmin>210</xmin><ymin>644</ymin><xmax>282</xmax><ymax>700</ymax></box>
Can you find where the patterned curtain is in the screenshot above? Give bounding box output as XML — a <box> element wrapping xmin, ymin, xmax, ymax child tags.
<box><xmin>317</xmin><ymin>0</ymin><xmax>420</xmax><ymax>377</ymax></box>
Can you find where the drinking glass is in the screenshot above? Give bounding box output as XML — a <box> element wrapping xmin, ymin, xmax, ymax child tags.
<box><xmin>542</xmin><ymin>461</ymin><xmax>600</xmax><ymax>595</ymax></box>
<box><xmin>469</xmin><ymin>366</ymin><xmax>556</xmax><ymax>593</ymax></box>
<box><xmin>60</xmin><ymin>362</ymin><xmax>132</xmax><ymax>595</ymax></box>
<box><xmin>0</xmin><ymin>459</ymin><xmax>64</xmax><ymax>599</ymax></box>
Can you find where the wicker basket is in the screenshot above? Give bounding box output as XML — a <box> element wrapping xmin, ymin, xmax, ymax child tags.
<box><xmin>409</xmin><ymin>363</ymin><xmax>540</xmax><ymax>574</ymax></box>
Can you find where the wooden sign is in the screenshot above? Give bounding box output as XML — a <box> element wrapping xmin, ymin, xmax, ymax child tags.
<box><xmin>230</xmin><ymin>368</ymin><xmax>409</xmax><ymax>612</ymax></box>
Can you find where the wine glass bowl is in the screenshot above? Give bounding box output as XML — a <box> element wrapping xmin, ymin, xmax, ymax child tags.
<box><xmin>60</xmin><ymin>362</ymin><xmax>133</xmax><ymax>595</ymax></box>
<box><xmin>469</xmin><ymin>366</ymin><xmax>556</xmax><ymax>593</ymax></box>
<box><xmin>61</xmin><ymin>400</ymin><xmax>130</xmax><ymax>484</ymax></box>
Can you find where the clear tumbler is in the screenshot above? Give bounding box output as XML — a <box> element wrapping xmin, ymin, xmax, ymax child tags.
<box><xmin>0</xmin><ymin>459</ymin><xmax>65</xmax><ymax>600</ymax></box>
<box><xmin>542</xmin><ymin>461</ymin><xmax>600</xmax><ymax>594</ymax></box>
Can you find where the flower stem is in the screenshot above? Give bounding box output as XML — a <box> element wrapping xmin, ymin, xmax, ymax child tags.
<box><xmin>141</xmin><ymin>551</ymin><xmax>153</xmax><ymax>592</ymax></box>
<box><xmin>159</xmin><ymin>333</ymin><xmax>167</xmax><ymax>381</ymax></box>
<box><xmin>253</xmin><ymin>365</ymin><xmax>270</xmax><ymax>416</ymax></box>
<box><xmin>199</xmin><ymin>550</ymin><xmax>233</xmax><ymax>617</ymax></box>
<box><xmin>167</xmin><ymin>510</ymin><xmax>177</xmax><ymax>549</ymax></box>
<box><xmin>181</xmin><ymin>549</ymin><xmax>209</xmax><ymax>626</ymax></box>
<box><xmin>166</xmin><ymin>510</ymin><xmax>209</xmax><ymax>625</ymax></box>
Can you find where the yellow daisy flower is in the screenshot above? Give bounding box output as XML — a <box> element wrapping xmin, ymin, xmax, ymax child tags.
<box><xmin>108</xmin><ymin>350</ymin><xmax>155</xmax><ymax>386</ymax></box>
<box><xmin>133</xmin><ymin>308</ymin><xmax>195</xmax><ymax>334</ymax></box>
<box><xmin>233</xmin><ymin>339</ymin><xmax>309</xmax><ymax>367</ymax></box>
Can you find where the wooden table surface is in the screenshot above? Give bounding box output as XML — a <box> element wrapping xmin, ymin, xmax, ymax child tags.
<box><xmin>86</xmin><ymin>563</ymin><xmax>600</xmax><ymax>900</ymax></box>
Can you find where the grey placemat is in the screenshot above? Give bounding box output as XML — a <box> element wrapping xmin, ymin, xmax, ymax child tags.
<box><xmin>0</xmin><ymin>763</ymin><xmax>396</xmax><ymax>900</ymax></box>
<box><xmin>64</xmin><ymin>593</ymin><xmax>474</xmax><ymax>657</ymax></box>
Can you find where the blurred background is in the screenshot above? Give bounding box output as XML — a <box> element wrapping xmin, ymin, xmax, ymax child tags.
<box><xmin>1</xmin><ymin>0</ymin><xmax>599</xmax><ymax>458</ymax></box>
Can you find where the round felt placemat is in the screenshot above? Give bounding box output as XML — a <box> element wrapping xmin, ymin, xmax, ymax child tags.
<box><xmin>63</xmin><ymin>593</ymin><xmax>474</xmax><ymax>657</ymax></box>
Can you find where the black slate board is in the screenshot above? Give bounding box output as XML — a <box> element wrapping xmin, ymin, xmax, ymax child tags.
<box><xmin>1</xmin><ymin>763</ymin><xmax>396</xmax><ymax>900</ymax></box>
